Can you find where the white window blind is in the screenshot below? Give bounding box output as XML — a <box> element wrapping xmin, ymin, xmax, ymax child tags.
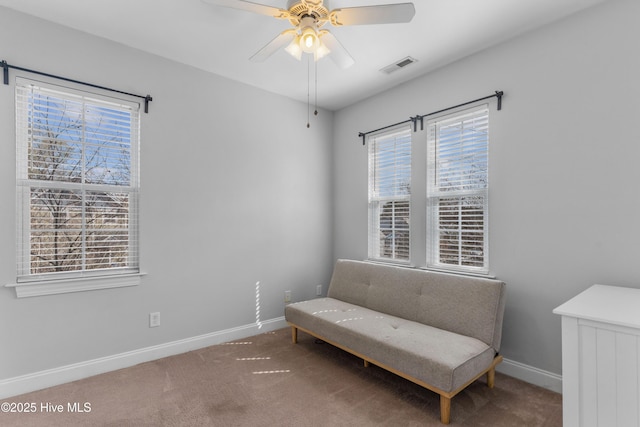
<box><xmin>427</xmin><ymin>105</ymin><xmax>489</xmax><ymax>273</ymax></box>
<box><xmin>368</xmin><ymin>126</ymin><xmax>411</xmax><ymax>262</ymax></box>
<box><xmin>15</xmin><ymin>79</ymin><xmax>140</xmax><ymax>283</ymax></box>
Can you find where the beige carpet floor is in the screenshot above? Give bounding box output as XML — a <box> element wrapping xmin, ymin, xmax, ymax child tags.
<box><xmin>1</xmin><ymin>328</ymin><xmax>562</xmax><ymax>426</ymax></box>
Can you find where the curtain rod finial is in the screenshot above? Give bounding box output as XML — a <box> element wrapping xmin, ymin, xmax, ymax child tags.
<box><xmin>144</xmin><ymin>95</ymin><xmax>153</xmax><ymax>113</ymax></box>
<box><xmin>2</xmin><ymin>60</ymin><xmax>8</xmax><ymax>85</ymax></box>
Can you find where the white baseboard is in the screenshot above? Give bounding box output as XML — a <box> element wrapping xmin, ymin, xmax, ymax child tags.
<box><xmin>0</xmin><ymin>316</ymin><xmax>288</xmax><ymax>400</ymax></box>
<box><xmin>497</xmin><ymin>357</ymin><xmax>562</xmax><ymax>393</ymax></box>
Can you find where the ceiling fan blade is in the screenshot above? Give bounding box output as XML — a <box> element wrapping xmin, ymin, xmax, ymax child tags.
<box><xmin>249</xmin><ymin>30</ymin><xmax>297</xmax><ymax>62</ymax></box>
<box><xmin>201</xmin><ymin>0</ymin><xmax>290</xmax><ymax>19</ymax></box>
<box><xmin>320</xmin><ymin>32</ymin><xmax>355</xmax><ymax>69</ymax></box>
<box><xmin>329</xmin><ymin>3</ymin><xmax>415</xmax><ymax>26</ymax></box>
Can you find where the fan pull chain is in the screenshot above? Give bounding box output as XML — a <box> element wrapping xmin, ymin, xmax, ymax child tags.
<box><xmin>307</xmin><ymin>56</ymin><xmax>311</xmax><ymax>128</ymax></box>
<box><xmin>314</xmin><ymin>60</ymin><xmax>318</xmax><ymax>117</ymax></box>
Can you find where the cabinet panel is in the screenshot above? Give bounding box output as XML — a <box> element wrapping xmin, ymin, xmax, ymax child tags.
<box><xmin>595</xmin><ymin>328</ymin><xmax>616</xmax><ymax>427</ymax></box>
<box><xmin>580</xmin><ymin>325</ymin><xmax>598</xmax><ymax>427</ymax></box>
<box><xmin>616</xmin><ymin>333</ymin><xmax>639</xmax><ymax>426</ymax></box>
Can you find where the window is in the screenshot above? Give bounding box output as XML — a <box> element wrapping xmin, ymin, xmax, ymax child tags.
<box><xmin>427</xmin><ymin>106</ymin><xmax>489</xmax><ymax>274</ymax></box>
<box><xmin>366</xmin><ymin>105</ymin><xmax>490</xmax><ymax>275</ymax></box>
<box><xmin>14</xmin><ymin>78</ymin><xmax>140</xmax><ymax>295</ymax></box>
<box><xmin>368</xmin><ymin>126</ymin><xmax>411</xmax><ymax>262</ymax></box>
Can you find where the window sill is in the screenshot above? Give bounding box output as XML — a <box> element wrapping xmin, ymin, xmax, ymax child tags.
<box><xmin>5</xmin><ymin>273</ymin><xmax>146</xmax><ymax>298</ymax></box>
<box><xmin>366</xmin><ymin>258</ymin><xmax>413</xmax><ymax>267</ymax></box>
<box><xmin>421</xmin><ymin>266</ymin><xmax>495</xmax><ymax>279</ymax></box>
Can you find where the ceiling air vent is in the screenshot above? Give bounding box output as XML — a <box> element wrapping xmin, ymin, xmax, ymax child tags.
<box><xmin>380</xmin><ymin>56</ymin><xmax>418</xmax><ymax>74</ymax></box>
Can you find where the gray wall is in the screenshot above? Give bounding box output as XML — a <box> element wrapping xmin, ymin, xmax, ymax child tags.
<box><xmin>332</xmin><ymin>0</ymin><xmax>640</xmax><ymax>375</ymax></box>
<box><xmin>0</xmin><ymin>8</ymin><xmax>334</xmax><ymax>381</ymax></box>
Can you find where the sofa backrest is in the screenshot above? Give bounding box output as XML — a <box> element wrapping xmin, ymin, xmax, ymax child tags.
<box><xmin>327</xmin><ymin>259</ymin><xmax>506</xmax><ymax>352</ymax></box>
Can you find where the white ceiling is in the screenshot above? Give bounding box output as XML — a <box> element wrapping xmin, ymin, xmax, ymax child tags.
<box><xmin>0</xmin><ymin>0</ymin><xmax>607</xmax><ymax>111</ymax></box>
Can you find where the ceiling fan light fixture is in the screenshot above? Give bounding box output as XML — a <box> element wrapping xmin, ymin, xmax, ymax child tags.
<box><xmin>314</xmin><ymin>42</ymin><xmax>331</xmax><ymax>61</ymax></box>
<box><xmin>299</xmin><ymin>26</ymin><xmax>319</xmax><ymax>53</ymax></box>
<box><xmin>285</xmin><ymin>36</ymin><xmax>303</xmax><ymax>60</ymax></box>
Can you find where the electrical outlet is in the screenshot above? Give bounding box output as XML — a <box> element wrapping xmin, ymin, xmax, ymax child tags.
<box><xmin>284</xmin><ymin>290</ymin><xmax>291</xmax><ymax>304</ymax></box>
<box><xmin>316</xmin><ymin>284</ymin><xmax>322</xmax><ymax>296</ymax></box>
<box><xmin>149</xmin><ymin>312</ymin><xmax>161</xmax><ymax>328</ymax></box>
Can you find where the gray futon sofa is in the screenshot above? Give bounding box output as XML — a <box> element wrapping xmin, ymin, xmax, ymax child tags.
<box><xmin>284</xmin><ymin>259</ymin><xmax>506</xmax><ymax>424</ymax></box>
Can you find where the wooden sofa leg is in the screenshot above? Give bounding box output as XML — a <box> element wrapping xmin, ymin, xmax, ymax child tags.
<box><xmin>487</xmin><ymin>366</ymin><xmax>496</xmax><ymax>388</ymax></box>
<box><xmin>291</xmin><ymin>326</ymin><xmax>298</xmax><ymax>344</ymax></box>
<box><xmin>440</xmin><ymin>395</ymin><xmax>451</xmax><ymax>424</ymax></box>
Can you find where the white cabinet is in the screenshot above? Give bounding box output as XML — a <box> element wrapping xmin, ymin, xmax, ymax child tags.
<box><xmin>554</xmin><ymin>285</ymin><xmax>640</xmax><ymax>427</ymax></box>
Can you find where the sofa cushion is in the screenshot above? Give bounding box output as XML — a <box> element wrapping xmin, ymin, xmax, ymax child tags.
<box><xmin>285</xmin><ymin>297</ymin><xmax>495</xmax><ymax>393</ymax></box>
<box><xmin>326</xmin><ymin>260</ymin><xmax>506</xmax><ymax>352</ymax></box>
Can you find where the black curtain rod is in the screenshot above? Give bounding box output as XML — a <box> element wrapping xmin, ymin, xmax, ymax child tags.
<box><xmin>358</xmin><ymin>90</ymin><xmax>503</xmax><ymax>145</ymax></box>
<box><xmin>2</xmin><ymin>60</ymin><xmax>153</xmax><ymax>113</ymax></box>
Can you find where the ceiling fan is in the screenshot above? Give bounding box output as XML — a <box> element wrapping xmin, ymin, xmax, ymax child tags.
<box><xmin>202</xmin><ymin>0</ymin><xmax>416</xmax><ymax>69</ymax></box>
